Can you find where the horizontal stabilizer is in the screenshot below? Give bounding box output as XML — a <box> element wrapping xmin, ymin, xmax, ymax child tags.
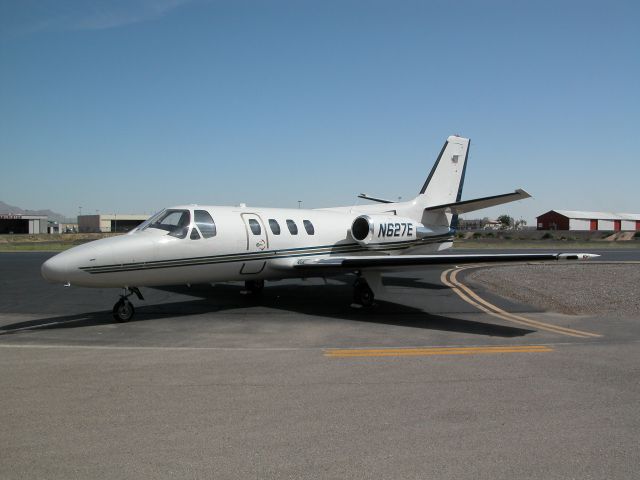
<box><xmin>357</xmin><ymin>193</ymin><xmax>394</xmax><ymax>204</ymax></box>
<box><xmin>424</xmin><ymin>189</ymin><xmax>531</xmax><ymax>215</ymax></box>
<box><xmin>294</xmin><ymin>252</ymin><xmax>598</xmax><ymax>272</ymax></box>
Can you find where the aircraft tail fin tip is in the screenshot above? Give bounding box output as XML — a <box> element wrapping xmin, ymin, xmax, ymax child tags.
<box><xmin>418</xmin><ymin>135</ymin><xmax>470</xmax><ymax>207</ymax></box>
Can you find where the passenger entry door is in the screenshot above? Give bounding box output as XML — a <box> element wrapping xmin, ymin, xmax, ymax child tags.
<box><xmin>240</xmin><ymin>213</ymin><xmax>268</xmax><ymax>274</ymax></box>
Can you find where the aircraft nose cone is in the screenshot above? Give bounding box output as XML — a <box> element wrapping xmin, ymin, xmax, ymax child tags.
<box><xmin>41</xmin><ymin>254</ymin><xmax>69</xmax><ymax>283</ymax></box>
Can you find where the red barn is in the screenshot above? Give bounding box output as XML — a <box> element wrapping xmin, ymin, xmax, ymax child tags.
<box><xmin>537</xmin><ymin>210</ymin><xmax>640</xmax><ymax>231</ymax></box>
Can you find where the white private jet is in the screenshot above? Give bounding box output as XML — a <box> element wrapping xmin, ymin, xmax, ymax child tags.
<box><xmin>42</xmin><ymin>135</ymin><xmax>597</xmax><ymax>321</ymax></box>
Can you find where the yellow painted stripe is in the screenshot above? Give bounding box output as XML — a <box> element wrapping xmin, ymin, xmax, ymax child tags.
<box><xmin>451</xmin><ymin>267</ymin><xmax>602</xmax><ymax>338</ymax></box>
<box><xmin>442</xmin><ymin>267</ymin><xmax>588</xmax><ymax>337</ymax></box>
<box><xmin>450</xmin><ymin>268</ymin><xmax>601</xmax><ymax>338</ymax></box>
<box><xmin>441</xmin><ymin>267</ymin><xmax>601</xmax><ymax>338</ymax></box>
<box><xmin>325</xmin><ymin>345</ymin><xmax>553</xmax><ymax>358</ymax></box>
<box><xmin>443</xmin><ymin>268</ymin><xmax>586</xmax><ymax>337</ymax></box>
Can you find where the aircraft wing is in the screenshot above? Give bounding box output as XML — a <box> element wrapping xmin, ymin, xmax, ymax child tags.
<box><xmin>294</xmin><ymin>252</ymin><xmax>598</xmax><ymax>273</ymax></box>
<box><xmin>424</xmin><ymin>189</ymin><xmax>531</xmax><ymax>215</ymax></box>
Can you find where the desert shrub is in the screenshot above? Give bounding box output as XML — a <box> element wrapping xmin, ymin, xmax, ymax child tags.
<box><xmin>541</xmin><ymin>232</ymin><xmax>553</xmax><ymax>240</ymax></box>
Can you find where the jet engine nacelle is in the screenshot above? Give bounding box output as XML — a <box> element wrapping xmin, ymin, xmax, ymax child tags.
<box><xmin>350</xmin><ymin>215</ymin><xmax>434</xmax><ymax>246</ymax></box>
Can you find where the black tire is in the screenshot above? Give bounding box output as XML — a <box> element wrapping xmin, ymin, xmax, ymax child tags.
<box><xmin>354</xmin><ymin>280</ymin><xmax>375</xmax><ymax>307</ymax></box>
<box><xmin>112</xmin><ymin>299</ymin><xmax>135</xmax><ymax>322</ymax></box>
<box><xmin>245</xmin><ymin>280</ymin><xmax>265</xmax><ymax>294</ymax></box>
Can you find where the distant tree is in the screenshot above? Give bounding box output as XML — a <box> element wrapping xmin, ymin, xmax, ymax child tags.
<box><xmin>515</xmin><ymin>218</ymin><xmax>528</xmax><ymax>230</ymax></box>
<box><xmin>497</xmin><ymin>214</ymin><xmax>514</xmax><ymax>229</ymax></box>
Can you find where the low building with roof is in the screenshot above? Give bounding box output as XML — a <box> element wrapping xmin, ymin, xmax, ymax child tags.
<box><xmin>0</xmin><ymin>213</ymin><xmax>48</xmax><ymax>234</ymax></box>
<box><xmin>78</xmin><ymin>214</ymin><xmax>149</xmax><ymax>233</ymax></box>
<box><xmin>48</xmin><ymin>218</ymin><xmax>78</xmax><ymax>234</ymax></box>
<box><xmin>457</xmin><ymin>218</ymin><xmax>502</xmax><ymax>230</ymax></box>
<box><xmin>536</xmin><ymin>210</ymin><xmax>640</xmax><ymax>231</ymax></box>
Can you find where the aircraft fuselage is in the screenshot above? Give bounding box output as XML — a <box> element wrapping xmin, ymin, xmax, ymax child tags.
<box><xmin>42</xmin><ymin>205</ymin><xmax>452</xmax><ymax>288</ymax></box>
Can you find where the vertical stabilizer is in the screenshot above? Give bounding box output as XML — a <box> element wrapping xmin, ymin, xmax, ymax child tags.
<box><xmin>414</xmin><ymin>136</ymin><xmax>470</xmax><ymax>230</ymax></box>
<box><xmin>418</xmin><ymin>136</ymin><xmax>470</xmax><ymax>207</ymax></box>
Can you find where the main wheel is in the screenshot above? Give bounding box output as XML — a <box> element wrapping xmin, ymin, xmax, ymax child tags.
<box><xmin>244</xmin><ymin>280</ymin><xmax>265</xmax><ymax>294</ymax></box>
<box><xmin>354</xmin><ymin>280</ymin><xmax>375</xmax><ymax>307</ymax></box>
<box><xmin>112</xmin><ymin>298</ymin><xmax>135</xmax><ymax>322</ymax></box>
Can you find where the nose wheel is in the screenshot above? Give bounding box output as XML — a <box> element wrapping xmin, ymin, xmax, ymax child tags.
<box><xmin>112</xmin><ymin>287</ymin><xmax>144</xmax><ymax>322</ymax></box>
<box><xmin>113</xmin><ymin>298</ymin><xmax>135</xmax><ymax>322</ymax></box>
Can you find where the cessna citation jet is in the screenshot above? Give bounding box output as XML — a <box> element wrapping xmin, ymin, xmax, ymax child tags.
<box><xmin>42</xmin><ymin>135</ymin><xmax>597</xmax><ymax>321</ymax></box>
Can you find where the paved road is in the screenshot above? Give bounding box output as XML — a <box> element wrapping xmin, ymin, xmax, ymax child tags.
<box><xmin>1</xmin><ymin>252</ymin><xmax>639</xmax><ymax>479</ymax></box>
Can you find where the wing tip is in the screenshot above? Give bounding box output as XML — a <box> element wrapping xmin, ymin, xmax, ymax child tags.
<box><xmin>558</xmin><ymin>253</ymin><xmax>600</xmax><ymax>260</ymax></box>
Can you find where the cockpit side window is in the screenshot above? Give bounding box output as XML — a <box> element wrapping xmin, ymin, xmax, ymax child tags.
<box><xmin>143</xmin><ymin>209</ymin><xmax>190</xmax><ymax>239</ymax></box>
<box><xmin>195</xmin><ymin>210</ymin><xmax>217</xmax><ymax>238</ymax></box>
<box><xmin>190</xmin><ymin>228</ymin><xmax>201</xmax><ymax>240</ymax></box>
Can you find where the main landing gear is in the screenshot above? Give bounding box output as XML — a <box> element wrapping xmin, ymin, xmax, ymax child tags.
<box><xmin>353</xmin><ymin>276</ymin><xmax>375</xmax><ymax>308</ymax></box>
<box><xmin>241</xmin><ymin>279</ymin><xmax>264</xmax><ymax>295</ymax></box>
<box><xmin>112</xmin><ymin>287</ymin><xmax>144</xmax><ymax>322</ymax></box>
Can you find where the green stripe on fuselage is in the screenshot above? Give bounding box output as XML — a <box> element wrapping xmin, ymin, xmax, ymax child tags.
<box><xmin>80</xmin><ymin>236</ymin><xmax>453</xmax><ymax>274</ymax></box>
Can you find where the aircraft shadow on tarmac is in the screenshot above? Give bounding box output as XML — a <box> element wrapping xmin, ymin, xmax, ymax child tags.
<box><xmin>0</xmin><ymin>276</ymin><xmax>534</xmax><ymax>338</ymax></box>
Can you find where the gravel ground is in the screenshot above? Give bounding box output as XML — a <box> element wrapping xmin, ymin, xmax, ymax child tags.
<box><xmin>467</xmin><ymin>263</ymin><xmax>640</xmax><ymax>317</ymax></box>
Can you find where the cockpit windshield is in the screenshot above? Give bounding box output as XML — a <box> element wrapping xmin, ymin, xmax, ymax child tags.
<box><xmin>141</xmin><ymin>209</ymin><xmax>191</xmax><ymax>239</ymax></box>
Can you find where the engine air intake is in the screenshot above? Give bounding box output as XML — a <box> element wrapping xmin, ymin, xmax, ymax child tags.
<box><xmin>351</xmin><ymin>216</ymin><xmax>372</xmax><ymax>241</ymax></box>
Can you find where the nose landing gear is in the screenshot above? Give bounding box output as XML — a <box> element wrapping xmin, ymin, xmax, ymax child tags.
<box><xmin>112</xmin><ymin>287</ymin><xmax>144</xmax><ymax>322</ymax></box>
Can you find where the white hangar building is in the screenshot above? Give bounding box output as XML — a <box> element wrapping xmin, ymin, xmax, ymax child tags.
<box><xmin>537</xmin><ymin>210</ymin><xmax>640</xmax><ymax>231</ymax></box>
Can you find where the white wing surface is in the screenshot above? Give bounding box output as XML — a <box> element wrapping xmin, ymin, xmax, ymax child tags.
<box><xmin>294</xmin><ymin>253</ymin><xmax>598</xmax><ymax>273</ymax></box>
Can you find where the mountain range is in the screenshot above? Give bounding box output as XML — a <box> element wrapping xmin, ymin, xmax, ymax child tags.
<box><xmin>0</xmin><ymin>201</ymin><xmax>68</xmax><ymax>222</ymax></box>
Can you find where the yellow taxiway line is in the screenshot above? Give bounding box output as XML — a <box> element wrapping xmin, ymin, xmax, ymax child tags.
<box><xmin>440</xmin><ymin>266</ymin><xmax>601</xmax><ymax>338</ymax></box>
<box><xmin>324</xmin><ymin>345</ymin><xmax>553</xmax><ymax>358</ymax></box>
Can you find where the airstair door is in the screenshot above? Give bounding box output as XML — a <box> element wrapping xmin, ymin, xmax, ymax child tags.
<box><xmin>240</xmin><ymin>213</ymin><xmax>268</xmax><ymax>274</ymax></box>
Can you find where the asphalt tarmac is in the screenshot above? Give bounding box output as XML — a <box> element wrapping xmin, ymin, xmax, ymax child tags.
<box><xmin>1</xmin><ymin>251</ymin><xmax>639</xmax><ymax>479</ymax></box>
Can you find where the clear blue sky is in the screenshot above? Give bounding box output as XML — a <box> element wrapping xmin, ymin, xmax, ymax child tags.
<box><xmin>1</xmin><ymin>0</ymin><xmax>638</xmax><ymax>223</ymax></box>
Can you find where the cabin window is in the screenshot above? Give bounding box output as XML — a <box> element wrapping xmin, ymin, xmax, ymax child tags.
<box><xmin>144</xmin><ymin>209</ymin><xmax>190</xmax><ymax>239</ymax></box>
<box><xmin>286</xmin><ymin>219</ymin><xmax>298</xmax><ymax>235</ymax></box>
<box><xmin>195</xmin><ymin>210</ymin><xmax>216</xmax><ymax>238</ymax></box>
<box><xmin>190</xmin><ymin>228</ymin><xmax>201</xmax><ymax>240</ymax></box>
<box><xmin>269</xmin><ymin>219</ymin><xmax>281</xmax><ymax>235</ymax></box>
<box><xmin>248</xmin><ymin>219</ymin><xmax>261</xmax><ymax>235</ymax></box>
<box><xmin>303</xmin><ymin>220</ymin><xmax>315</xmax><ymax>235</ymax></box>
